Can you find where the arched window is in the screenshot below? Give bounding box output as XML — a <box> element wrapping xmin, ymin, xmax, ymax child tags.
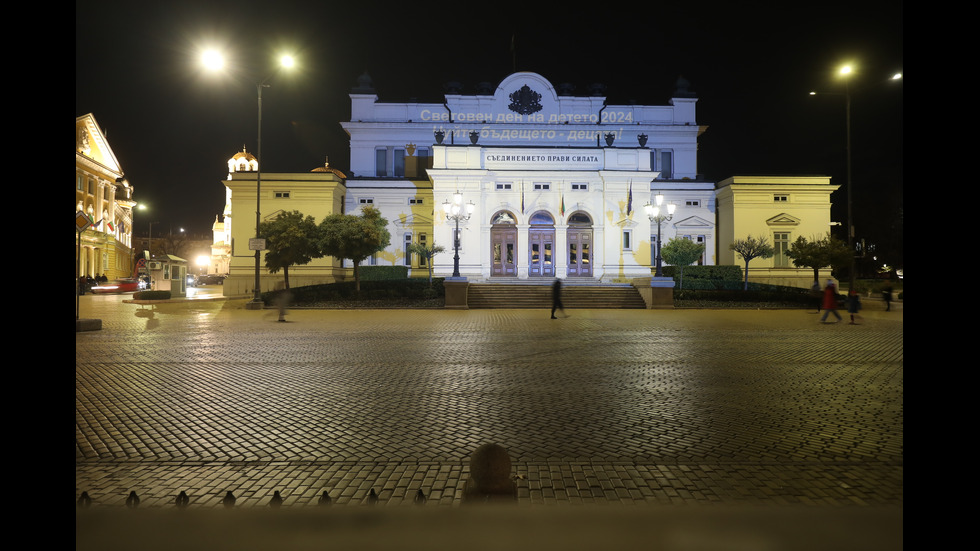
<box><xmin>529</xmin><ymin>211</ymin><xmax>554</xmax><ymax>225</ymax></box>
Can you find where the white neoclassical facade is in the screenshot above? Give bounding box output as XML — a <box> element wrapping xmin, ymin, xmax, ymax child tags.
<box><xmin>214</xmin><ymin>71</ymin><xmax>840</xmax><ymax>294</ymax></box>
<box><xmin>342</xmin><ymin>71</ymin><xmax>718</xmax><ymax>283</ymax></box>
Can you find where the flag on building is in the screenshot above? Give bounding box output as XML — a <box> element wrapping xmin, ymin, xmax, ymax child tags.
<box><xmin>626</xmin><ymin>181</ymin><xmax>633</xmax><ymax>216</ymax></box>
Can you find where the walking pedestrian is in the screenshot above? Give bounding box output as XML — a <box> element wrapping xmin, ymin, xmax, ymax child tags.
<box><xmin>847</xmin><ymin>289</ymin><xmax>863</xmax><ymax>325</ymax></box>
<box><xmin>881</xmin><ymin>282</ymin><xmax>893</xmax><ymax>312</ymax></box>
<box><xmin>551</xmin><ymin>279</ymin><xmax>565</xmax><ymax>319</ymax></box>
<box><xmin>820</xmin><ymin>280</ymin><xmax>842</xmax><ymax>323</ymax></box>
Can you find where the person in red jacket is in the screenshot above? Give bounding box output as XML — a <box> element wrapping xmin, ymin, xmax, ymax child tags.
<box><xmin>820</xmin><ymin>280</ymin><xmax>842</xmax><ymax>323</ymax></box>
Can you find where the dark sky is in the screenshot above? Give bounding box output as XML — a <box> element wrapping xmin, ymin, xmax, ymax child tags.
<box><xmin>76</xmin><ymin>1</ymin><xmax>902</xmax><ymax>262</ymax></box>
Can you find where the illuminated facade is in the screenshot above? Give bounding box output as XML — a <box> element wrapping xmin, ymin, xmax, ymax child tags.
<box><xmin>219</xmin><ymin>153</ymin><xmax>348</xmax><ymax>295</ymax></box>
<box><xmin>214</xmin><ymin>72</ymin><xmax>840</xmax><ymax>293</ymax></box>
<box><xmin>343</xmin><ymin>71</ymin><xmax>715</xmax><ymax>283</ymax></box>
<box><xmin>75</xmin><ymin>114</ymin><xmax>136</xmax><ymax>279</ymax></box>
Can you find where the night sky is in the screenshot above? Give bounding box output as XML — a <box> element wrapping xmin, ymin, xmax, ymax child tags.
<box><xmin>76</xmin><ymin>1</ymin><xmax>903</xmax><ymax>265</ymax></box>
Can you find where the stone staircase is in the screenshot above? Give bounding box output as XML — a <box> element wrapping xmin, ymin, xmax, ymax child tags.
<box><xmin>467</xmin><ymin>280</ymin><xmax>647</xmax><ymax>309</ymax></box>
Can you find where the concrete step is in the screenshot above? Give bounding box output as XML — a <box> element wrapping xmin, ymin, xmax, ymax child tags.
<box><xmin>468</xmin><ymin>283</ymin><xmax>646</xmax><ymax>309</ymax></box>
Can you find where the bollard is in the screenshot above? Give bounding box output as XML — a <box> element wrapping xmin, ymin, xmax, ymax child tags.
<box><xmin>462</xmin><ymin>443</ymin><xmax>517</xmax><ymax>503</ymax></box>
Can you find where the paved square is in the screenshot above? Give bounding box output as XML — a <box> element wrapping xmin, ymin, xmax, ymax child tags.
<box><xmin>76</xmin><ymin>296</ymin><xmax>902</xmax><ymax>510</ymax></box>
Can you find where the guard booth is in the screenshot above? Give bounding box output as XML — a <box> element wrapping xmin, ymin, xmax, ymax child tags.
<box><xmin>148</xmin><ymin>254</ymin><xmax>188</xmax><ymax>297</ymax></box>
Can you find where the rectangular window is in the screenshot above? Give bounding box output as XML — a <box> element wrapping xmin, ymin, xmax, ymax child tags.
<box><xmin>533</xmin><ymin>183</ymin><xmax>550</xmax><ymax>190</ymax></box>
<box><xmin>495</xmin><ymin>183</ymin><xmax>512</xmax><ymax>190</ymax></box>
<box><xmin>405</xmin><ymin>234</ymin><xmax>413</xmax><ymax>266</ymax></box>
<box><xmin>774</xmin><ymin>195</ymin><xmax>789</xmax><ymax>202</ymax></box>
<box><xmin>409</xmin><ymin>198</ymin><xmax>424</xmax><ymax>205</ymax></box>
<box><xmin>660</xmin><ymin>151</ymin><xmax>673</xmax><ymax>179</ymax></box>
<box><xmin>274</xmin><ymin>191</ymin><xmax>290</xmax><ymax>198</ymax></box>
<box><xmin>419</xmin><ymin>234</ymin><xmax>427</xmax><ymax>267</ymax></box>
<box><xmin>622</xmin><ymin>230</ymin><xmax>632</xmax><ymax>251</ymax></box>
<box><xmin>394</xmin><ymin>149</ymin><xmax>405</xmax><ymax>177</ymax></box>
<box><xmin>685</xmin><ymin>199</ymin><xmax>700</xmax><ymax>207</ymax></box>
<box><xmin>359</xmin><ymin>198</ymin><xmax>374</xmax><ymax>204</ymax></box>
<box><xmin>774</xmin><ymin>232</ymin><xmax>790</xmax><ymax>267</ymax></box>
<box><xmin>571</xmin><ymin>183</ymin><xmax>588</xmax><ymax>191</ymax></box>
<box><xmin>375</xmin><ymin>149</ymin><xmax>387</xmax><ymax>177</ymax></box>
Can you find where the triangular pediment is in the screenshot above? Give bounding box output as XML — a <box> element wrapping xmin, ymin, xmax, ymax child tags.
<box><xmin>76</xmin><ymin>114</ymin><xmax>123</xmax><ymax>175</ymax></box>
<box><xmin>766</xmin><ymin>213</ymin><xmax>801</xmax><ymax>226</ymax></box>
<box><xmin>673</xmin><ymin>215</ymin><xmax>714</xmax><ymax>230</ymax></box>
<box><xmin>393</xmin><ymin>213</ymin><xmax>434</xmax><ymax>229</ymax></box>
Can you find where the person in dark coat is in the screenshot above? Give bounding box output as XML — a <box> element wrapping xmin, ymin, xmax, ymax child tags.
<box><xmin>881</xmin><ymin>282</ymin><xmax>893</xmax><ymax>312</ymax></box>
<box><xmin>551</xmin><ymin>279</ymin><xmax>565</xmax><ymax>319</ymax></box>
<box><xmin>846</xmin><ymin>289</ymin><xmax>862</xmax><ymax>325</ymax></box>
<box><xmin>820</xmin><ymin>280</ymin><xmax>842</xmax><ymax>323</ymax></box>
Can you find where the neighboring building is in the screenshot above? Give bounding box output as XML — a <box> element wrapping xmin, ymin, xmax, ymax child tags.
<box><xmin>220</xmin><ymin>153</ymin><xmax>347</xmax><ymax>295</ymax></box>
<box><xmin>716</xmin><ymin>176</ymin><xmax>841</xmax><ymax>288</ymax></box>
<box><xmin>76</xmin><ymin>114</ymin><xmax>136</xmax><ymax>280</ymax></box>
<box><xmin>213</xmin><ymin>72</ymin><xmax>840</xmax><ymax>293</ymax></box>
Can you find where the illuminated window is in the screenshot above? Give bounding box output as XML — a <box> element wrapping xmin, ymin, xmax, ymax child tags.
<box><xmin>774</xmin><ymin>232</ymin><xmax>790</xmax><ymax>266</ymax></box>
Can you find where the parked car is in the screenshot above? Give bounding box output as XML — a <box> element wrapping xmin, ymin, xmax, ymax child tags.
<box><xmin>195</xmin><ymin>274</ymin><xmax>227</xmax><ymax>285</ymax></box>
<box><xmin>91</xmin><ymin>278</ymin><xmax>141</xmax><ymax>294</ymax></box>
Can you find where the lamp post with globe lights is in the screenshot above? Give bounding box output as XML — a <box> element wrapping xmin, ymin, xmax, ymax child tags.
<box><xmin>442</xmin><ymin>191</ymin><xmax>475</xmax><ymax>278</ymax></box>
<box><xmin>644</xmin><ymin>192</ymin><xmax>676</xmax><ymax>278</ymax></box>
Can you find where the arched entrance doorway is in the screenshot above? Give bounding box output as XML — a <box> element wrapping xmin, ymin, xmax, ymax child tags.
<box><xmin>490</xmin><ymin>210</ymin><xmax>517</xmax><ymax>277</ymax></box>
<box><xmin>528</xmin><ymin>211</ymin><xmax>555</xmax><ymax>277</ymax></box>
<box><xmin>566</xmin><ymin>211</ymin><xmax>593</xmax><ymax>277</ymax></box>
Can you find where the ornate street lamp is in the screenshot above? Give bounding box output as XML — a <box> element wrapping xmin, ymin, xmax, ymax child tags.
<box><xmin>644</xmin><ymin>192</ymin><xmax>676</xmax><ymax>278</ymax></box>
<box><xmin>442</xmin><ymin>190</ymin><xmax>475</xmax><ymax>278</ymax></box>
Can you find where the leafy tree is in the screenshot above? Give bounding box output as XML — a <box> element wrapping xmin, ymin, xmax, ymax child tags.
<box><xmin>660</xmin><ymin>237</ymin><xmax>705</xmax><ymax>290</ymax></box>
<box><xmin>786</xmin><ymin>234</ymin><xmax>852</xmax><ymax>284</ymax></box>
<box><xmin>407</xmin><ymin>241</ymin><xmax>446</xmax><ymax>287</ymax></box>
<box><xmin>729</xmin><ymin>235</ymin><xmax>774</xmax><ymax>290</ymax></box>
<box><xmin>259</xmin><ymin>211</ymin><xmax>322</xmax><ymax>289</ymax></box>
<box><xmin>319</xmin><ymin>205</ymin><xmax>391</xmax><ymax>291</ymax></box>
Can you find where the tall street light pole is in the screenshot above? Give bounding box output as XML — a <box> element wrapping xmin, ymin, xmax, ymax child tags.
<box><xmin>203</xmin><ymin>50</ymin><xmax>295</xmax><ymax>309</ymax></box>
<box><xmin>840</xmin><ymin>64</ymin><xmax>856</xmax><ymax>293</ymax></box>
<box><xmin>644</xmin><ymin>192</ymin><xmax>676</xmax><ymax>277</ymax></box>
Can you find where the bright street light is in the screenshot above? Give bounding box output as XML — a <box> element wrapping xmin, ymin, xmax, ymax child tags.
<box><xmin>203</xmin><ymin>48</ymin><xmax>297</xmax><ymax>308</ymax></box>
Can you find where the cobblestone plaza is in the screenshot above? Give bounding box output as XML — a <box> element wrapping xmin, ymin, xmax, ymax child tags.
<box><xmin>77</xmin><ymin>296</ymin><xmax>902</xmax><ymax>548</ymax></box>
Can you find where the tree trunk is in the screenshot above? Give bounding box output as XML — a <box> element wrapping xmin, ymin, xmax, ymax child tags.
<box><xmin>353</xmin><ymin>262</ymin><xmax>360</xmax><ymax>292</ymax></box>
<box><xmin>743</xmin><ymin>260</ymin><xmax>750</xmax><ymax>290</ymax></box>
<box><xmin>284</xmin><ymin>266</ymin><xmax>290</xmax><ymax>290</ymax></box>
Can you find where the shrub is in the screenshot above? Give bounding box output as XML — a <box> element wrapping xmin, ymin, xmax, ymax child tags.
<box><xmin>662</xmin><ymin>265</ymin><xmax>742</xmax><ymax>281</ymax></box>
<box><xmin>133</xmin><ymin>290</ymin><xmax>171</xmax><ymax>300</ymax></box>
<box><xmin>358</xmin><ymin>266</ymin><xmax>409</xmax><ymax>281</ymax></box>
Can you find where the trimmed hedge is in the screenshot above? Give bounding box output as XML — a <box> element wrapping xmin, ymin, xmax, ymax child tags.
<box><xmin>262</xmin><ymin>278</ymin><xmax>444</xmax><ymax>304</ymax></box>
<box><xmin>674</xmin><ymin>284</ymin><xmax>811</xmax><ymax>305</ymax></box>
<box><xmin>661</xmin><ymin>265</ymin><xmax>742</xmax><ymax>281</ymax></box>
<box><xmin>133</xmin><ymin>290</ymin><xmax>171</xmax><ymax>300</ymax></box>
<box><xmin>358</xmin><ymin>266</ymin><xmax>409</xmax><ymax>281</ymax></box>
